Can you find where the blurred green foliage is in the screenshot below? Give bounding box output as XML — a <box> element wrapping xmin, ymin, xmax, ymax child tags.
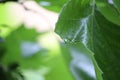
<box><xmin>39</xmin><ymin>0</ymin><xmax>68</xmax><ymax>12</ymax></box>
<box><xmin>1</xmin><ymin>0</ymin><xmax>120</xmax><ymax>80</ymax></box>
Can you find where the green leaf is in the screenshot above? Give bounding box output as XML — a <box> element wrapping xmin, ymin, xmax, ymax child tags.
<box><xmin>55</xmin><ymin>0</ymin><xmax>93</xmax><ymax>43</ymax></box>
<box><xmin>113</xmin><ymin>0</ymin><xmax>120</xmax><ymax>12</ymax></box>
<box><xmin>56</xmin><ymin>0</ymin><xmax>103</xmax><ymax>80</ymax></box>
<box><xmin>1</xmin><ymin>26</ymin><xmax>40</xmax><ymax>68</ymax></box>
<box><xmin>61</xmin><ymin>42</ymin><xmax>102</xmax><ymax>80</ymax></box>
<box><xmin>56</xmin><ymin>0</ymin><xmax>120</xmax><ymax>79</ymax></box>
<box><xmin>96</xmin><ymin>0</ymin><xmax>120</xmax><ymax>25</ymax></box>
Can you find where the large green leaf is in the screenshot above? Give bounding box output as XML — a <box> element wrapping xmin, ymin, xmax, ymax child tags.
<box><xmin>56</xmin><ymin>0</ymin><xmax>120</xmax><ymax>80</ymax></box>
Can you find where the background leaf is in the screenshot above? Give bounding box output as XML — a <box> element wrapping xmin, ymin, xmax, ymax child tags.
<box><xmin>96</xmin><ymin>0</ymin><xmax>120</xmax><ymax>25</ymax></box>
<box><xmin>1</xmin><ymin>26</ymin><xmax>74</xmax><ymax>80</ymax></box>
<box><xmin>36</xmin><ymin>0</ymin><xmax>68</xmax><ymax>12</ymax></box>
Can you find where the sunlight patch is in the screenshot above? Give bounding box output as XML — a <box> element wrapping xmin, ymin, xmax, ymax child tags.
<box><xmin>108</xmin><ymin>0</ymin><xmax>114</xmax><ymax>4</ymax></box>
<box><xmin>40</xmin><ymin>1</ymin><xmax>51</xmax><ymax>6</ymax></box>
<box><xmin>20</xmin><ymin>41</ymin><xmax>43</xmax><ymax>58</ymax></box>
